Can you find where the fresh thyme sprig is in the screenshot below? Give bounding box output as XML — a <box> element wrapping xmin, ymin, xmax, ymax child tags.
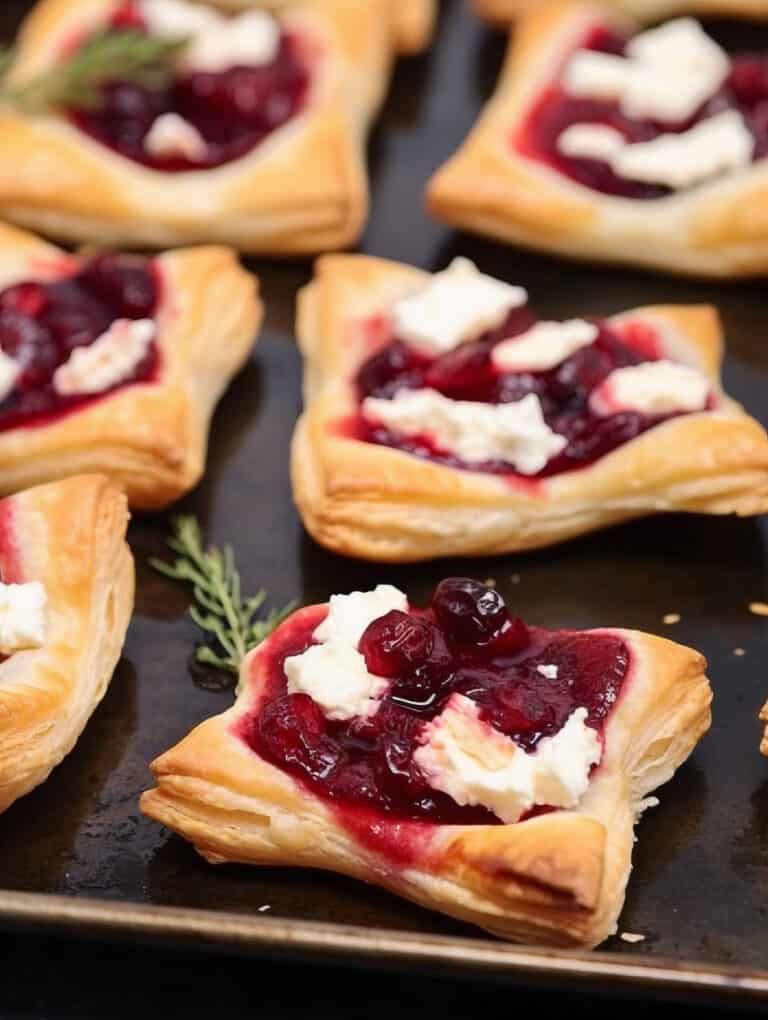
<box><xmin>0</xmin><ymin>29</ymin><xmax>189</xmax><ymax>113</ymax></box>
<box><xmin>150</xmin><ymin>516</ymin><xmax>296</xmax><ymax>676</ymax></box>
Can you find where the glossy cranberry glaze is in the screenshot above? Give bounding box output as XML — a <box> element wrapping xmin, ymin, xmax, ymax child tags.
<box><xmin>71</xmin><ymin>5</ymin><xmax>311</xmax><ymax>171</ymax></box>
<box><xmin>354</xmin><ymin>308</ymin><xmax>689</xmax><ymax>478</ymax></box>
<box><xmin>517</xmin><ymin>26</ymin><xmax>768</xmax><ymax>199</ymax></box>
<box><xmin>243</xmin><ymin>579</ymin><xmax>630</xmax><ymax>827</ymax></box>
<box><xmin>0</xmin><ymin>254</ymin><xmax>159</xmax><ymax>431</ymax></box>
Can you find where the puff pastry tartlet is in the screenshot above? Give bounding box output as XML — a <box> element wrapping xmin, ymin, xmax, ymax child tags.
<box><xmin>141</xmin><ymin>578</ymin><xmax>712</xmax><ymax>948</ymax></box>
<box><xmin>430</xmin><ymin>5</ymin><xmax>768</xmax><ymax>277</ymax></box>
<box><xmin>0</xmin><ymin>474</ymin><xmax>133</xmax><ymax>815</ymax></box>
<box><xmin>208</xmin><ymin>0</ymin><xmax>437</xmax><ymax>54</ymax></box>
<box><xmin>0</xmin><ymin>222</ymin><xmax>260</xmax><ymax>509</ymax></box>
<box><xmin>291</xmin><ymin>254</ymin><xmax>768</xmax><ymax>562</ymax></box>
<box><xmin>473</xmin><ymin>0</ymin><xmax>768</xmax><ymax>25</ymax></box>
<box><xmin>0</xmin><ymin>0</ymin><xmax>399</xmax><ymax>253</ymax></box>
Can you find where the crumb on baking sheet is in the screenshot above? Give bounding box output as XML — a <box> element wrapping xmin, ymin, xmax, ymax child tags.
<box><xmin>734</xmin><ymin>647</ymin><xmax>746</xmax><ymax>657</ymax></box>
<box><xmin>663</xmin><ymin>613</ymin><xmax>681</xmax><ymax>625</ymax></box>
<box><xmin>510</xmin><ymin>574</ymin><xmax>521</xmax><ymax>584</ymax></box>
<box><xmin>484</xmin><ymin>578</ymin><xmax>496</xmax><ymax>588</ymax></box>
<box><xmin>258</xmin><ymin>904</ymin><xmax>271</xmax><ymax>913</ymax></box>
<box><xmin>620</xmin><ymin>932</ymin><xmax>646</xmax><ymax>944</ymax></box>
<box><xmin>749</xmin><ymin>602</ymin><xmax>768</xmax><ymax>617</ymax></box>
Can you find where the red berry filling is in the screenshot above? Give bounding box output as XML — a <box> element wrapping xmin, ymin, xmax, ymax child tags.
<box><xmin>70</xmin><ymin>6</ymin><xmax>311</xmax><ymax>172</ymax></box>
<box><xmin>241</xmin><ymin>579</ymin><xmax>630</xmax><ymax>829</ymax></box>
<box><xmin>352</xmin><ymin>306</ymin><xmax>698</xmax><ymax>478</ymax></box>
<box><xmin>516</xmin><ymin>25</ymin><xmax>768</xmax><ymax>199</ymax></box>
<box><xmin>0</xmin><ymin>254</ymin><xmax>160</xmax><ymax>431</ymax></box>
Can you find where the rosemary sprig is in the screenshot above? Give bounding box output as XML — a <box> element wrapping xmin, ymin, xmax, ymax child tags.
<box><xmin>150</xmin><ymin>516</ymin><xmax>296</xmax><ymax>676</ymax></box>
<box><xmin>0</xmin><ymin>29</ymin><xmax>189</xmax><ymax>113</ymax></box>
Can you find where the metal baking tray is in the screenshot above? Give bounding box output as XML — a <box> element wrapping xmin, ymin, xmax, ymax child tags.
<box><xmin>1</xmin><ymin>0</ymin><xmax>768</xmax><ymax>1004</ymax></box>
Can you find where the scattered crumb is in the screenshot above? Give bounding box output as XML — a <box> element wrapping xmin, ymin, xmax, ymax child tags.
<box><xmin>257</xmin><ymin>904</ymin><xmax>272</xmax><ymax>913</ymax></box>
<box><xmin>749</xmin><ymin>602</ymin><xmax>768</xmax><ymax>617</ymax></box>
<box><xmin>484</xmin><ymin>578</ymin><xmax>497</xmax><ymax>588</ymax></box>
<box><xmin>635</xmin><ymin>796</ymin><xmax>660</xmax><ymax>819</ymax></box>
<box><xmin>620</xmin><ymin>932</ymin><xmax>646</xmax><ymax>944</ymax></box>
<box><xmin>734</xmin><ymin>647</ymin><xmax>746</xmax><ymax>657</ymax></box>
<box><xmin>510</xmin><ymin>574</ymin><xmax>521</xmax><ymax>584</ymax></box>
<box><xmin>663</xmin><ymin>613</ymin><xmax>681</xmax><ymax>625</ymax></box>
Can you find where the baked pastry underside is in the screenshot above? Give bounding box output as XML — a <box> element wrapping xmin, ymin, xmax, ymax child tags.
<box><xmin>0</xmin><ymin>0</ymin><xmax>398</xmax><ymax>253</ymax></box>
<box><xmin>430</xmin><ymin>2</ymin><xmax>768</xmax><ymax>277</ymax></box>
<box><xmin>0</xmin><ymin>474</ymin><xmax>133</xmax><ymax>815</ymax></box>
<box><xmin>141</xmin><ymin>612</ymin><xmax>711</xmax><ymax>949</ymax></box>
<box><xmin>290</xmin><ymin>254</ymin><xmax>768</xmax><ymax>563</ymax></box>
<box><xmin>0</xmin><ymin>221</ymin><xmax>261</xmax><ymax>509</ymax></box>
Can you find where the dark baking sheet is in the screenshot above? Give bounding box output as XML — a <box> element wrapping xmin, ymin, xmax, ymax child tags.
<box><xmin>2</xmin><ymin>0</ymin><xmax>768</xmax><ymax>1001</ymax></box>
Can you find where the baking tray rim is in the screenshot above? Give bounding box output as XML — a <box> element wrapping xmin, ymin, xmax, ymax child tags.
<box><xmin>0</xmin><ymin>888</ymin><xmax>766</xmax><ymax>1002</ymax></box>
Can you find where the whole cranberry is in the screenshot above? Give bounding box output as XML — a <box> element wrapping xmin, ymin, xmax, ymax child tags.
<box><xmin>80</xmin><ymin>255</ymin><xmax>157</xmax><ymax>319</ymax></box>
<box><xmin>258</xmin><ymin>694</ymin><xmax>340</xmax><ymax>780</ymax></box>
<box><xmin>359</xmin><ymin>610</ymin><xmax>434</xmax><ymax>679</ymax></box>
<box><xmin>424</xmin><ymin>342</ymin><xmax>495</xmax><ymax>402</ymax></box>
<box><xmin>0</xmin><ymin>282</ymin><xmax>49</xmax><ymax>318</ymax></box>
<box><xmin>357</xmin><ymin>341</ymin><xmax>428</xmax><ymax>398</ymax></box>
<box><xmin>432</xmin><ymin>578</ymin><xmax>528</xmax><ymax>650</ymax></box>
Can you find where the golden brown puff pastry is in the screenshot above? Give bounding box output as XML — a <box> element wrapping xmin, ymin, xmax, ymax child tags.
<box><xmin>0</xmin><ymin>222</ymin><xmax>260</xmax><ymax>510</ymax></box>
<box><xmin>290</xmin><ymin>254</ymin><xmax>768</xmax><ymax>562</ymax></box>
<box><xmin>204</xmin><ymin>0</ymin><xmax>437</xmax><ymax>54</ymax></box>
<box><xmin>472</xmin><ymin>0</ymin><xmax>768</xmax><ymax>25</ymax></box>
<box><xmin>759</xmin><ymin>701</ymin><xmax>768</xmax><ymax>755</ymax></box>
<box><xmin>0</xmin><ymin>474</ymin><xmax>133</xmax><ymax>815</ymax></box>
<box><xmin>428</xmin><ymin>3</ymin><xmax>768</xmax><ymax>278</ymax></box>
<box><xmin>0</xmin><ymin>0</ymin><xmax>397</xmax><ymax>254</ymax></box>
<box><xmin>141</xmin><ymin>592</ymin><xmax>712</xmax><ymax>949</ymax></box>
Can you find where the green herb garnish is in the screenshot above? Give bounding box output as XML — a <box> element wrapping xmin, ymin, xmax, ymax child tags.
<box><xmin>0</xmin><ymin>29</ymin><xmax>189</xmax><ymax>113</ymax></box>
<box><xmin>151</xmin><ymin>515</ymin><xmax>296</xmax><ymax>676</ymax></box>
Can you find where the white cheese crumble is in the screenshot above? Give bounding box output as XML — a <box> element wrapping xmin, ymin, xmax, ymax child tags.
<box><xmin>491</xmin><ymin>319</ymin><xmax>598</xmax><ymax>374</ymax></box>
<box><xmin>612</xmin><ymin>111</ymin><xmax>754</xmax><ymax>190</ymax></box>
<box><xmin>590</xmin><ymin>359</ymin><xmax>710</xmax><ymax>417</ymax></box>
<box><xmin>413</xmin><ymin>695</ymin><xmax>602</xmax><ymax>824</ymax></box>
<box><xmin>139</xmin><ymin>0</ymin><xmax>280</xmax><ymax>73</ymax></box>
<box><xmin>313</xmin><ymin>585</ymin><xmax>408</xmax><ymax>646</ymax></box>
<box><xmin>0</xmin><ymin>581</ymin><xmax>47</xmax><ymax>654</ymax></box>
<box><xmin>391</xmin><ymin>258</ymin><xmax>527</xmax><ymax>355</ymax></box>
<box><xmin>563</xmin><ymin>18</ymin><xmax>729</xmax><ymax>124</ymax></box>
<box><xmin>0</xmin><ymin>350</ymin><xmax>20</xmax><ymax>403</ymax></box>
<box><xmin>363</xmin><ymin>389</ymin><xmax>566</xmax><ymax>475</ymax></box>
<box><xmin>536</xmin><ymin>664</ymin><xmax>559</xmax><ymax>680</ymax></box>
<box><xmin>284</xmin><ymin>640</ymin><xmax>390</xmax><ymax>721</ymax></box>
<box><xmin>53</xmin><ymin>318</ymin><xmax>155</xmax><ymax>397</ymax></box>
<box><xmin>556</xmin><ymin>123</ymin><xmax>626</xmax><ymax>162</ymax></box>
<box><xmin>284</xmin><ymin>585</ymin><xmax>408</xmax><ymax>722</ymax></box>
<box><xmin>144</xmin><ymin>113</ymin><xmax>207</xmax><ymax>161</ymax></box>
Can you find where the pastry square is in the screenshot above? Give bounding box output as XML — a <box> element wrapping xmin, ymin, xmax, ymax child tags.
<box><xmin>473</xmin><ymin>0</ymin><xmax>768</xmax><ymax>25</ymax></box>
<box><xmin>208</xmin><ymin>0</ymin><xmax>437</xmax><ymax>54</ymax></box>
<box><xmin>291</xmin><ymin>254</ymin><xmax>768</xmax><ymax>562</ymax></box>
<box><xmin>429</xmin><ymin>4</ymin><xmax>768</xmax><ymax>277</ymax></box>
<box><xmin>141</xmin><ymin>578</ymin><xmax>712</xmax><ymax>948</ymax></box>
<box><xmin>0</xmin><ymin>222</ymin><xmax>260</xmax><ymax>510</ymax></box>
<box><xmin>0</xmin><ymin>0</ymin><xmax>397</xmax><ymax>253</ymax></box>
<box><xmin>0</xmin><ymin>474</ymin><xmax>133</xmax><ymax>815</ymax></box>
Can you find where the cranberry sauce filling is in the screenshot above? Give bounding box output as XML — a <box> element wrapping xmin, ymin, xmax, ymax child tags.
<box><xmin>516</xmin><ymin>25</ymin><xmax>768</xmax><ymax>199</ymax></box>
<box><xmin>242</xmin><ymin>579</ymin><xmax>630</xmax><ymax>827</ymax></box>
<box><xmin>70</xmin><ymin>5</ymin><xmax>311</xmax><ymax>171</ymax></box>
<box><xmin>352</xmin><ymin>308</ymin><xmax>684</xmax><ymax>478</ymax></box>
<box><xmin>0</xmin><ymin>254</ymin><xmax>160</xmax><ymax>431</ymax></box>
